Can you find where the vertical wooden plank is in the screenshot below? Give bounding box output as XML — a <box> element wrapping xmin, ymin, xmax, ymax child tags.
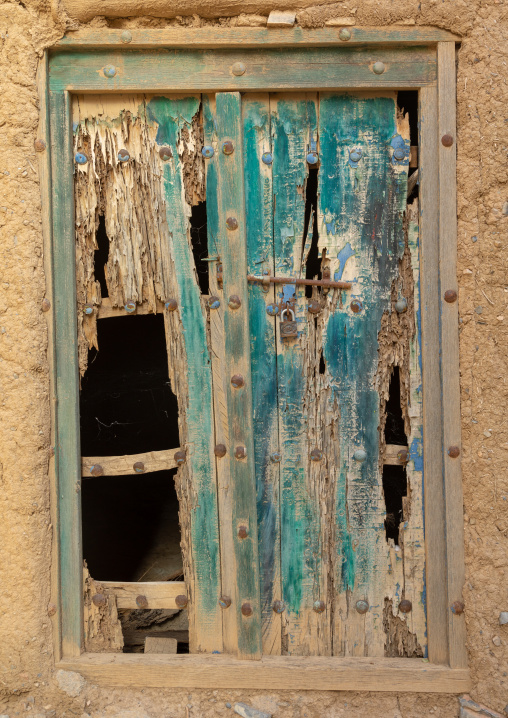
<box><xmin>49</xmin><ymin>88</ymin><xmax>83</xmax><ymax>657</ymax></box>
<box><xmin>242</xmin><ymin>94</ymin><xmax>281</xmax><ymax>655</ymax></box>
<box><xmin>147</xmin><ymin>96</ymin><xmax>222</xmax><ymax>654</ymax></box>
<box><xmin>212</xmin><ymin>92</ymin><xmax>262</xmax><ymax>659</ymax></box>
<box><xmin>437</xmin><ymin>42</ymin><xmax>467</xmax><ymax>669</ymax></box>
<box><xmin>318</xmin><ymin>93</ymin><xmax>409</xmax><ymax>656</ymax></box>
<box><xmin>271</xmin><ymin>94</ymin><xmax>330</xmax><ymax>656</ymax></box>
<box><xmin>419</xmin><ymin>84</ymin><xmax>449</xmax><ymax>664</ymax></box>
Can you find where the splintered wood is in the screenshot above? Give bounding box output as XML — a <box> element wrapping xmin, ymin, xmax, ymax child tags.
<box><xmin>83</xmin><ymin>563</ymin><xmax>124</xmax><ymax>652</ymax></box>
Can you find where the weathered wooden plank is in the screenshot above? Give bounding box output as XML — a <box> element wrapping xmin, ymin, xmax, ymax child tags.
<box><xmin>318</xmin><ymin>93</ymin><xmax>409</xmax><ymax>656</ymax></box>
<box><xmin>48</xmin><ymin>48</ymin><xmax>436</xmax><ymax>93</ymax></box>
<box><xmin>271</xmin><ymin>93</ymin><xmax>329</xmax><ymax>655</ymax></box>
<box><xmin>419</xmin><ymin>85</ymin><xmax>448</xmax><ymax>665</ymax></box>
<box><xmin>59</xmin><ymin>654</ymin><xmax>471</xmax><ymax>692</ymax></box>
<box><xmin>102</xmin><ymin>581</ymin><xmax>186</xmax><ymax>609</ymax></box>
<box><xmin>212</xmin><ymin>92</ymin><xmax>262</xmax><ymax>659</ymax></box>
<box><xmin>383</xmin><ymin>444</ymin><xmax>409</xmax><ymax>465</ymax></box>
<box><xmin>242</xmin><ymin>94</ymin><xmax>281</xmax><ymax>655</ymax></box>
<box><xmin>203</xmin><ymin>94</ymin><xmax>238</xmax><ymax>655</ymax></box>
<box><xmin>50</xmin><ymin>88</ymin><xmax>83</xmax><ymax>658</ymax></box>
<box><xmin>55</xmin><ymin>27</ymin><xmax>460</xmax><ymax>48</ymax></box>
<box><xmin>81</xmin><ymin>448</ymin><xmax>180</xmax><ymax>477</ymax></box>
<box><xmin>437</xmin><ymin>41</ymin><xmax>467</xmax><ymax>669</ymax></box>
<box><xmin>146</xmin><ymin>96</ymin><xmax>222</xmax><ymax>654</ymax></box>
<box><xmin>97</xmin><ymin>297</ymin><xmax>165</xmax><ymax>319</ymax></box>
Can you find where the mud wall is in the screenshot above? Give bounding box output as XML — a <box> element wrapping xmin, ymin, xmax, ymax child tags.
<box><xmin>0</xmin><ymin>0</ymin><xmax>506</xmax><ymax>716</ymax></box>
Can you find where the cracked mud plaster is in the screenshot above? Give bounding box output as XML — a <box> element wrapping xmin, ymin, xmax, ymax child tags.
<box><xmin>73</xmin><ymin>95</ymin><xmax>207</xmax><ymax>648</ymax></box>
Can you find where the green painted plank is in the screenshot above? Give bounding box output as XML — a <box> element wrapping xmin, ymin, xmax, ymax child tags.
<box><xmin>146</xmin><ymin>96</ymin><xmax>222</xmax><ymax>653</ymax></box>
<box><xmin>242</xmin><ymin>94</ymin><xmax>281</xmax><ymax>655</ymax></box>
<box><xmin>49</xmin><ymin>89</ymin><xmax>83</xmax><ymax>657</ymax></box>
<box><xmin>271</xmin><ymin>94</ymin><xmax>331</xmax><ymax>655</ymax></box>
<box><xmin>48</xmin><ymin>47</ymin><xmax>436</xmax><ymax>93</ymax></box>
<box><xmin>318</xmin><ymin>93</ymin><xmax>410</xmax><ymax>655</ymax></box>
<box><xmin>209</xmin><ymin>92</ymin><xmax>262</xmax><ymax>659</ymax></box>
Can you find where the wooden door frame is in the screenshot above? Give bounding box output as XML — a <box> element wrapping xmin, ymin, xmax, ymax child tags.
<box><xmin>38</xmin><ymin>27</ymin><xmax>470</xmax><ymax>691</ymax></box>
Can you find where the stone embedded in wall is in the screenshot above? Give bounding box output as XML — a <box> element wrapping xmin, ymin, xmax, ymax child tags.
<box><xmin>234</xmin><ymin>703</ymin><xmax>272</xmax><ymax>718</ymax></box>
<box><xmin>55</xmin><ymin>669</ymin><xmax>87</xmax><ymax>698</ymax></box>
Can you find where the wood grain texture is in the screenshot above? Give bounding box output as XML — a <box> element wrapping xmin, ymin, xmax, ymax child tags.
<box><xmin>58</xmin><ymin>654</ymin><xmax>470</xmax><ymax>692</ymax></box>
<box><xmin>102</xmin><ymin>581</ymin><xmax>187</xmax><ymax>609</ymax></box>
<box><xmin>81</xmin><ymin>448</ymin><xmax>180</xmax><ymax>477</ymax></box>
<box><xmin>318</xmin><ymin>93</ymin><xmax>411</xmax><ymax>656</ymax></box>
<box><xmin>437</xmin><ymin>41</ymin><xmax>467</xmax><ymax>669</ymax></box>
<box><xmin>50</xmin><ymin>88</ymin><xmax>83</xmax><ymax>658</ymax></box>
<box><xmin>48</xmin><ymin>47</ymin><xmax>436</xmax><ymax>93</ymax></box>
<box><xmin>212</xmin><ymin>92</ymin><xmax>262</xmax><ymax>659</ymax></box>
<box><xmin>55</xmin><ymin>27</ymin><xmax>460</xmax><ymax>48</ymax></box>
<box><xmin>97</xmin><ymin>297</ymin><xmax>165</xmax><ymax>319</ymax></box>
<box><xmin>242</xmin><ymin>94</ymin><xmax>281</xmax><ymax>656</ymax></box>
<box><xmin>419</xmin><ymin>85</ymin><xmax>449</xmax><ymax>665</ymax></box>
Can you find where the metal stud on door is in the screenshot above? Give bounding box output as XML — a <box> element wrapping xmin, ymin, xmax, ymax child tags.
<box><xmin>279</xmin><ymin>306</ymin><xmax>298</xmax><ymax>340</ymax></box>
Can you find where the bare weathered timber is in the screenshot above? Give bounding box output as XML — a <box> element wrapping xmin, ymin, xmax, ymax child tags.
<box><xmin>83</xmin><ymin>564</ymin><xmax>124</xmax><ymax>652</ymax></box>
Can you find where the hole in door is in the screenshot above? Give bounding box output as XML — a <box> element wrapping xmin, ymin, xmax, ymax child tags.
<box><xmin>382</xmin><ymin>367</ymin><xmax>408</xmax><ymax>545</ymax></box>
<box><xmin>189</xmin><ymin>201</ymin><xmax>209</xmax><ymax>295</ymax></box>
<box><xmin>94</xmin><ymin>215</ymin><xmax>110</xmax><ymax>298</ymax></box>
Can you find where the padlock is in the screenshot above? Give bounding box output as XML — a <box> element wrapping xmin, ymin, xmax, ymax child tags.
<box><xmin>280</xmin><ymin>307</ymin><xmax>298</xmax><ymax>340</ymax></box>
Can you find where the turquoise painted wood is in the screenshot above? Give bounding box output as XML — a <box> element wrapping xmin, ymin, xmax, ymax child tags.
<box><xmin>146</xmin><ymin>96</ymin><xmax>223</xmax><ymax>653</ymax></box>
<box><xmin>48</xmin><ymin>47</ymin><xmax>436</xmax><ymax>94</ymax></box>
<box><xmin>242</xmin><ymin>94</ymin><xmax>281</xmax><ymax>654</ymax></box>
<box><xmin>318</xmin><ymin>93</ymin><xmax>410</xmax><ymax>655</ymax></box>
<box><xmin>206</xmin><ymin>92</ymin><xmax>262</xmax><ymax>659</ymax></box>
<box><xmin>49</xmin><ymin>88</ymin><xmax>83</xmax><ymax>657</ymax></box>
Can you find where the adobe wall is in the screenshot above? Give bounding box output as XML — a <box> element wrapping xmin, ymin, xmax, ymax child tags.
<box><xmin>0</xmin><ymin>0</ymin><xmax>506</xmax><ymax>716</ymax></box>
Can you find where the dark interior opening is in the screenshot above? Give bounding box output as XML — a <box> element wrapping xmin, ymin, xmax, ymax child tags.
<box><xmin>382</xmin><ymin>367</ymin><xmax>408</xmax><ymax>544</ymax></box>
<box><xmin>302</xmin><ymin>167</ymin><xmax>321</xmax><ymax>297</ymax></box>
<box><xmin>319</xmin><ymin>352</ymin><xmax>326</xmax><ymax>375</ymax></box>
<box><xmin>94</xmin><ymin>215</ymin><xmax>110</xmax><ymax>298</ymax></box>
<box><xmin>397</xmin><ymin>91</ymin><xmax>419</xmax><ymax>203</ymax></box>
<box><xmin>189</xmin><ymin>201</ymin><xmax>209</xmax><ymax>295</ymax></box>
<box><xmin>80</xmin><ymin>313</ymin><xmax>182</xmax><ymax>582</ymax></box>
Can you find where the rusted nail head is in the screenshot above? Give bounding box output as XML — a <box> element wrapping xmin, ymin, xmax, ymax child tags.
<box><xmin>262</xmin><ymin>152</ymin><xmax>273</xmax><ymax>165</ymax></box>
<box><xmin>395</xmin><ymin>298</ymin><xmax>408</xmax><ymax>313</ymax></box>
<box><xmin>75</xmin><ymin>152</ymin><xmax>88</xmax><ymax>165</ymax></box>
<box><xmin>232</xmin><ymin>62</ymin><xmax>246</xmax><ymax>76</ymax></box>
<box><xmin>175</xmin><ymin>594</ymin><xmax>188</xmax><ymax>609</ymax></box>
<box><xmin>241</xmin><ymin>602</ymin><xmax>253</xmax><ymax>617</ymax></box>
<box><xmin>103</xmin><ymin>65</ymin><xmax>117</xmax><ymax>78</ymax></box>
<box><xmin>349</xmin><ymin>148</ymin><xmax>362</xmax><ymax>163</ymax></box>
<box><xmin>214</xmin><ymin>443</ymin><xmax>227</xmax><ymax>458</ymax></box>
<box><xmin>356</xmin><ymin>599</ymin><xmax>369</xmax><ymax>614</ymax></box>
<box><xmin>83</xmin><ymin>303</ymin><xmax>94</xmax><ymax>316</ymax></box>
<box><xmin>272</xmin><ymin>599</ymin><xmax>285</xmax><ymax>614</ymax></box>
<box><xmin>34</xmin><ymin>139</ymin><xmax>46</xmax><ymax>152</ymax></box>
<box><xmin>353</xmin><ymin>449</ymin><xmax>367</xmax><ymax>462</ymax></box>
<box><xmin>231</xmin><ymin>374</ymin><xmax>245</xmax><ymax>389</ymax></box>
<box><xmin>136</xmin><ymin>594</ymin><xmax>148</xmax><ymax>609</ymax></box>
<box><xmin>350</xmin><ymin>299</ymin><xmax>363</xmax><ymax>313</ymax></box>
<box><xmin>448</xmin><ymin>445</ymin><xmax>460</xmax><ymax>458</ymax></box>
<box><xmin>313</xmin><ymin>600</ymin><xmax>326</xmax><ymax>613</ymax></box>
<box><xmin>207</xmin><ymin>295</ymin><xmax>221</xmax><ymax>310</ymax></box>
<box><xmin>219</xmin><ymin>595</ymin><xmax>231</xmax><ymax>609</ymax></box>
<box><xmin>270</xmin><ymin>452</ymin><xmax>282</xmax><ymax>463</ymax></box>
<box><xmin>308</xmin><ymin>301</ymin><xmax>322</xmax><ymax>315</ymax></box>
<box><xmin>165</xmin><ymin>298</ymin><xmax>178</xmax><ymax>311</ymax></box>
<box><xmin>306</xmin><ymin>152</ymin><xmax>319</xmax><ymax>166</ymax></box>
<box><xmin>310</xmin><ymin>448</ymin><xmax>323</xmax><ymax>462</ymax></box>
<box><xmin>133</xmin><ymin>461</ymin><xmax>145</xmax><ymax>474</ymax></box>
<box><xmin>118</xmin><ymin>148</ymin><xmax>130</xmax><ymax>162</ymax></box>
<box><xmin>202</xmin><ymin>145</ymin><xmax>214</xmax><ymax>159</ymax></box>
<box><xmin>159</xmin><ymin>146</ymin><xmax>173</xmax><ymax>161</ymax></box>
<box><xmin>372</xmin><ymin>61</ymin><xmax>386</xmax><ymax>75</ymax></box>
<box><xmin>92</xmin><ymin>593</ymin><xmax>107</xmax><ymax>607</ymax></box>
<box><xmin>47</xmin><ymin>602</ymin><xmax>57</xmax><ymax>617</ymax></box>
<box><xmin>120</xmin><ymin>30</ymin><xmax>132</xmax><ymax>43</ymax></box>
<box><xmin>397</xmin><ymin>449</ymin><xmax>409</xmax><ymax>464</ymax></box>
<box><xmin>338</xmin><ymin>28</ymin><xmax>351</xmax><ymax>41</ymax></box>
<box><xmin>228</xmin><ymin>295</ymin><xmax>241</xmax><ymax>310</ymax></box>
<box><xmin>266</xmin><ymin>303</ymin><xmax>279</xmax><ymax>316</ymax></box>
<box><xmin>238</xmin><ymin>525</ymin><xmax>249</xmax><ymax>539</ymax></box>
<box><xmin>235</xmin><ymin>446</ymin><xmax>247</xmax><ymax>460</ymax></box>
<box><xmin>399</xmin><ymin>599</ymin><xmax>412</xmax><ymax>613</ymax></box>
<box><xmin>441</xmin><ymin>134</ymin><xmax>454</xmax><ymax>147</ymax></box>
<box><xmin>222</xmin><ymin>140</ymin><xmax>234</xmax><ymax>155</ymax></box>
<box><xmin>226</xmin><ymin>217</ymin><xmax>238</xmax><ymax>231</ymax></box>
<box><xmin>124</xmin><ymin>300</ymin><xmax>136</xmax><ymax>313</ymax></box>
<box><xmin>90</xmin><ymin>464</ymin><xmax>103</xmax><ymax>477</ymax></box>
<box><xmin>451</xmin><ymin>600</ymin><xmax>465</xmax><ymax>615</ymax></box>
<box><xmin>444</xmin><ymin>289</ymin><xmax>457</xmax><ymax>303</ymax></box>
<box><xmin>42</xmin><ymin>298</ymin><xmax>51</xmax><ymax>312</ymax></box>
<box><xmin>174</xmin><ymin>450</ymin><xmax>187</xmax><ymax>465</ymax></box>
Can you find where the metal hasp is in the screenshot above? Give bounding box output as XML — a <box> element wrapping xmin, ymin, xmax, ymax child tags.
<box><xmin>247</xmin><ymin>274</ymin><xmax>352</xmax><ymax>290</ymax></box>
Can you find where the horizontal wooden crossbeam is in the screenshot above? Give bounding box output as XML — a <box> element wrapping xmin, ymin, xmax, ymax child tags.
<box><xmin>102</xmin><ymin>581</ymin><xmax>186</xmax><ymax>609</ymax></box>
<box><xmin>81</xmin><ymin>448</ymin><xmax>181</xmax><ymax>477</ymax></box>
<box><xmin>96</xmin><ymin>297</ymin><xmax>165</xmax><ymax>319</ymax></box>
